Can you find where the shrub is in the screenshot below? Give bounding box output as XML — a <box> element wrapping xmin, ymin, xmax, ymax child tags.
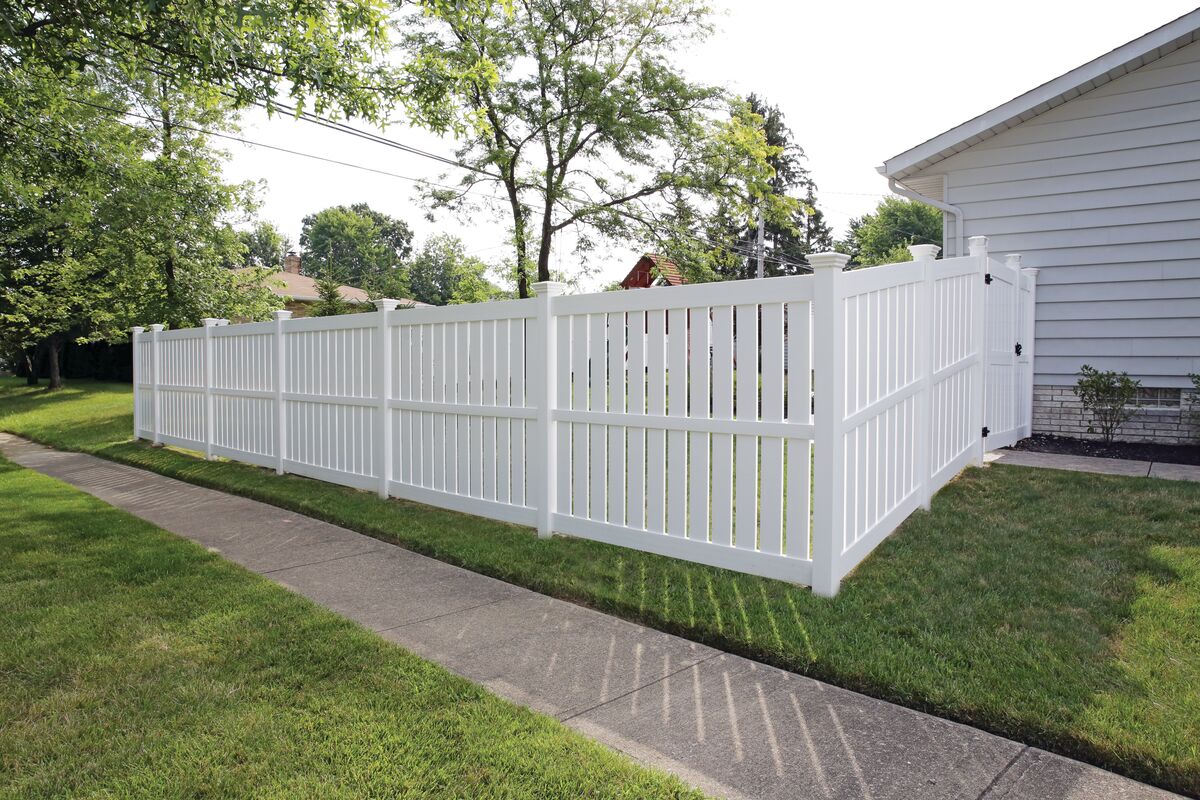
<box><xmin>1074</xmin><ymin>365</ymin><xmax>1139</xmax><ymax>443</ymax></box>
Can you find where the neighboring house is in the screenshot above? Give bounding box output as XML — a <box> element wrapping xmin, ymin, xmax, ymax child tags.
<box><xmin>880</xmin><ymin>9</ymin><xmax>1200</xmax><ymax>444</ymax></box>
<box><xmin>238</xmin><ymin>253</ymin><xmax>427</xmax><ymax>317</ymax></box>
<box><xmin>620</xmin><ymin>254</ymin><xmax>687</xmax><ymax>289</ymax></box>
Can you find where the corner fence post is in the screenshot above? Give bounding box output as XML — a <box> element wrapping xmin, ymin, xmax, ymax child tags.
<box><xmin>969</xmin><ymin>235</ymin><xmax>989</xmax><ymax>466</ymax></box>
<box><xmin>809</xmin><ymin>252</ymin><xmax>850</xmax><ymax>597</ymax></box>
<box><xmin>531</xmin><ymin>281</ymin><xmax>565</xmax><ymax>539</ymax></box>
<box><xmin>374</xmin><ymin>299</ymin><xmax>400</xmax><ymax>499</ymax></box>
<box><xmin>131</xmin><ymin>327</ymin><xmax>144</xmax><ymax>440</ymax></box>
<box><xmin>273</xmin><ymin>310</ymin><xmax>292</xmax><ymax>475</ymax></box>
<box><xmin>909</xmin><ymin>244</ymin><xmax>940</xmax><ymax>509</ymax></box>
<box><xmin>201</xmin><ymin>318</ymin><xmax>220</xmax><ymax>460</ymax></box>
<box><xmin>150</xmin><ymin>324</ymin><xmax>164</xmax><ymax>445</ymax></box>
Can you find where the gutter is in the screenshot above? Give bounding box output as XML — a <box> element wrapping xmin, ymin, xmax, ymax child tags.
<box><xmin>878</xmin><ymin>171</ymin><xmax>966</xmax><ymax>257</ymax></box>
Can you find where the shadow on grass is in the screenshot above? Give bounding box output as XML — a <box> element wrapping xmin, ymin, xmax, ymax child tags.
<box><xmin>2</xmin><ymin>378</ymin><xmax>1199</xmax><ymax>795</ymax></box>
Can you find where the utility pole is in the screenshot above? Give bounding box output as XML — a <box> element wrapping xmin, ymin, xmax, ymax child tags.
<box><xmin>755</xmin><ymin>205</ymin><xmax>765</xmax><ymax>279</ymax></box>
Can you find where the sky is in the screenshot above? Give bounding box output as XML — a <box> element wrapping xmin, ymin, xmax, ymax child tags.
<box><xmin>220</xmin><ymin>1</ymin><xmax>1199</xmax><ymax>291</ymax></box>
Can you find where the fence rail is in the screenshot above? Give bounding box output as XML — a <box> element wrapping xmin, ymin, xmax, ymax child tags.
<box><xmin>133</xmin><ymin>238</ymin><xmax>1035</xmax><ymax>595</ymax></box>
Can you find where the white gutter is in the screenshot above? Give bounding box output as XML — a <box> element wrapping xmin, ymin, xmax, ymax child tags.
<box><xmin>884</xmin><ymin>175</ymin><xmax>965</xmax><ymax>257</ymax></box>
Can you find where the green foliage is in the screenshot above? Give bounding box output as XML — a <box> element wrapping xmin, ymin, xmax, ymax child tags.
<box><xmin>663</xmin><ymin>94</ymin><xmax>832</xmax><ymax>281</ymax></box>
<box><xmin>300</xmin><ymin>203</ymin><xmax>413</xmax><ymax>295</ymax></box>
<box><xmin>235</xmin><ymin>221</ymin><xmax>291</xmax><ymax>269</ymax></box>
<box><xmin>310</xmin><ymin>277</ymin><xmax>352</xmax><ymax>317</ymax></box>
<box><xmin>402</xmin><ymin>0</ymin><xmax>782</xmax><ymax>296</ymax></box>
<box><xmin>838</xmin><ymin>197</ymin><xmax>943</xmax><ymax>267</ymax></box>
<box><xmin>1074</xmin><ymin>365</ymin><xmax>1140</xmax><ymax>443</ymax></box>
<box><xmin>407</xmin><ymin>234</ymin><xmax>504</xmax><ymax>305</ymax></box>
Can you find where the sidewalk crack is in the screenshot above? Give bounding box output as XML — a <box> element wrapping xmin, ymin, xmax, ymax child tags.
<box><xmin>261</xmin><ymin>547</ymin><xmax>383</xmax><ymax>575</ymax></box>
<box><xmin>559</xmin><ymin>650</ymin><xmax>723</xmax><ymax>723</ymax></box>
<box><xmin>976</xmin><ymin>745</ymin><xmax>1028</xmax><ymax>800</ymax></box>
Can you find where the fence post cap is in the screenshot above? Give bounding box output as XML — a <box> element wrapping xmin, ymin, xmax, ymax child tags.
<box><xmin>908</xmin><ymin>244</ymin><xmax>941</xmax><ymax>261</ymax></box>
<box><xmin>967</xmin><ymin>235</ymin><xmax>989</xmax><ymax>256</ymax></box>
<box><xmin>807</xmin><ymin>252</ymin><xmax>851</xmax><ymax>271</ymax></box>
<box><xmin>1022</xmin><ymin>267</ymin><xmax>1040</xmax><ymax>278</ymax></box>
<box><xmin>1005</xmin><ymin>253</ymin><xmax>1021</xmax><ymax>267</ymax></box>
<box><xmin>149</xmin><ymin>324</ymin><xmax>165</xmax><ymax>332</ymax></box>
<box><xmin>200</xmin><ymin>317</ymin><xmax>221</xmax><ymax>327</ymax></box>
<box><xmin>272</xmin><ymin>310</ymin><xmax>294</xmax><ymax>321</ymax></box>
<box><xmin>373</xmin><ymin>298</ymin><xmax>401</xmax><ymax>312</ymax></box>
<box><xmin>131</xmin><ymin>326</ymin><xmax>145</xmax><ymax>333</ymax></box>
<box><xmin>532</xmin><ymin>281</ymin><xmax>565</xmax><ymax>297</ymax></box>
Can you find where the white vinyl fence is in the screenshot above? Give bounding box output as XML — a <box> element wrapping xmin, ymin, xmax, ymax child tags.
<box><xmin>133</xmin><ymin>236</ymin><xmax>1036</xmax><ymax>595</ymax></box>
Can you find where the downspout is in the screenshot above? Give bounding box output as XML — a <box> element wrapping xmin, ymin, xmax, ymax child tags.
<box><xmin>884</xmin><ymin>175</ymin><xmax>966</xmax><ymax>258</ymax></box>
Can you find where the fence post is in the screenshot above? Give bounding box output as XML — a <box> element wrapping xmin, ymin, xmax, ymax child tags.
<box><xmin>531</xmin><ymin>281</ymin><xmax>565</xmax><ymax>539</ymax></box>
<box><xmin>968</xmin><ymin>235</ymin><xmax>989</xmax><ymax>465</ymax></box>
<box><xmin>272</xmin><ymin>310</ymin><xmax>292</xmax><ymax>475</ymax></box>
<box><xmin>909</xmin><ymin>244</ymin><xmax>940</xmax><ymax>509</ymax></box>
<box><xmin>1020</xmin><ymin>265</ymin><xmax>1038</xmax><ymax>438</ymax></box>
<box><xmin>809</xmin><ymin>252</ymin><xmax>850</xmax><ymax>597</ymax></box>
<box><xmin>374</xmin><ymin>299</ymin><xmax>400</xmax><ymax>499</ymax></box>
<box><xmin>131</xmin><ymin>327</ymin><xmax>144</xmax><ymax>440</ymax></box>
<box><xmin>201</xmin><ymin>318</ymin><xmax>219</xmax><ymax>460</ymax></box>
<box><xmin>149</xmin><ymin>324</ymin><xmax>164</xmax><ymax>445</ymax></box>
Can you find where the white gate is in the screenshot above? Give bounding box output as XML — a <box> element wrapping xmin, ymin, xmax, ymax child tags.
<box><xmin>983</xmin><ymin>254</ymin><xmax>1035</xmax><ymax>450</ymax></box>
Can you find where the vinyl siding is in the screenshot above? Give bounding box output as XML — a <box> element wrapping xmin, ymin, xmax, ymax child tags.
<box><xmin>926</xmin><ymin>40</ymin><xmax>1200</xmax><ymax>387</ymax></box>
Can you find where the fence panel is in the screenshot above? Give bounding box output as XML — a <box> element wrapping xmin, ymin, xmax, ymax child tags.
<box><xmin>551</xmin><ymin>278</ymin><xmax>816</xmax><ymax>584</ymax></box>
<box><xmin>133</xmin><ymin>238</ymin><xmax>1030</xmax><ymax>596</ymax></box>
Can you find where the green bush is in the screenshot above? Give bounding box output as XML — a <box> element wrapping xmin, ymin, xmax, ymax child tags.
<box><xmin>1073</xmin><ymin>365</ymin><xmax>1140</xmax><ymax>443</ymax></box>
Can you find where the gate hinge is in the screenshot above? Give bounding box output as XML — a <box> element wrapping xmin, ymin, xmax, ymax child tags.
<box><xmin>1015</xmin><ymin>342</ymin><xmax>1023</xmax><ymax>356</ymax></box>
<box><xmin>984</xmin><ymin>273</ymin><xmax>993</xmax><ymax>285</ymax></box>
<box><xmin>982</xmin><ymin>426</ymin><xmax>990</xmax><ymax>437</ymax></box>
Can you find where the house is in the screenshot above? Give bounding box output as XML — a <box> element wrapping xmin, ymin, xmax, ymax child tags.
<box><xmin>620</xmin><ymin>254</ymin><xmax>687</xmax><ymax>289</ymax></box>
<box><xmin>879</xmin><ymin>9</ymin><xmax>1200</xmax><ymax>444</ymax></box>
<box><xmin>239</xmin><ymin>253</ymin><xmax>427</xmax><ymax>317</ymax></box>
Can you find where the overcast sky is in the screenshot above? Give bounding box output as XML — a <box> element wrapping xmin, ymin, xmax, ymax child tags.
<box><xmin>220</xmin><ymin>1</ymin><xmax>1198</xmax><ymax>290</ymax></box>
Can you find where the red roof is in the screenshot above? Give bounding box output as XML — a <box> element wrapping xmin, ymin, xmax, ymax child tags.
<box><xmin>620</xmin><ymin>254</ymin><xmax>686</xmax><ymax>289</ymax></box>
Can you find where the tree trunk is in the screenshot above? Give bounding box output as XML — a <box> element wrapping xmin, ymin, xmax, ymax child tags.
<box><xmin>45</xmin><ymin>335</ymin><xmax>64</xmax><ymax>391</ymax></box>
<box><xmin>23</xmin><ymin>349</ymin><xmax>38</xmax><ymax>385</ymax></box>
<box><xmin>159</xmin><ymin>79</ymin><xmax>179</xmax><ymax>324</ymax></box>
<box><xmin>504</xmin><ymin>177</ymin><xmax>531</xmax><ymax>299</ymax></box>
<box><xmin>536</xmin><ymin>206</ymin><xmax>554</xmax><ymax>285</ymax></box>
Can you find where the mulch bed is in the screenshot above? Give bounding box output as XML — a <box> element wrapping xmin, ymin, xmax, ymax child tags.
<box><xmin>1012</xmin><ymin>434</ymin><xmax>1200</xmax><ymax>466</ymax></box>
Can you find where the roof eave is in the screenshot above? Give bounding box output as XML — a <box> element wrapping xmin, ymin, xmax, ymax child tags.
<box><xmin>879</xmin><ymin>9</ymin><xmax>1200</xmax><ymax>180</ymax></box>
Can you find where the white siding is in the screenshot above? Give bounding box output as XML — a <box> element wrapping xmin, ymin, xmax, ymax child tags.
<box><xmin>923</xmin><ymin>40</ymin><xmax>1200</xmax><ymax>387</ymax></box>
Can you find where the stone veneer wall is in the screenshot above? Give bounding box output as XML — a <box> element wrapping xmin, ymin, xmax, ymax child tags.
<box><xmin>1032</xmin><ymin>385</ymin><xmax>1199</xmax><ymax>445</ymax></box>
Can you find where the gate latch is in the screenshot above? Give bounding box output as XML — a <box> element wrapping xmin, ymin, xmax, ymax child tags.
<box><xmin>1015</xmin><ymin>342</ymin><xmax>1023</xmax><ymax>356</ymax></box>
<box><xmin>982</xmin><ymin>426</ymin><xmax>990</xmax><ymax>438</ymax></box>
<box><xmin>984</xmin><ymin>273</ymin><xmax>993</xmax><ymax>285</ymax></box>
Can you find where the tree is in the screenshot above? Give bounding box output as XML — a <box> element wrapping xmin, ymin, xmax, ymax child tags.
<box><xmin>838</xmin><ymin>197</ymin><xmax>943</xmax><ymax>266</ymax></box>
<box><xmin>407</xmin><ymin>235</ymin><xmax>504</xmax><ymax>306</ymax></box>
<box><xmin>237</xmin><ymin>221</ymin><xmax>291</xmax><ymax>270</ymax></box>
<box><xmin>401</xmin><ymin>0</ymin><xmax>784</xmax><ymax>297</ymax></box>
<box><xmin>0</xmin><ymin>69</ymin><xmax>277</xmax><ymax>387</ymax></box>
<box><xmin>310</xmin><ymin>277</ymin><xmax>352</xmax><ymax>317</ymax></box>
<box><xmin>685</xmin><ymin>94</ymin><xmax>833</xmax><ymax>281</ymax></box>
<box><xmin>300</xmin><ymin>204</ymin><xmax>413</xmax><ymax>295</ymax></box>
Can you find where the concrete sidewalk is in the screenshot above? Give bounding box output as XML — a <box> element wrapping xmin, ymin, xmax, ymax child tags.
<box><xmin>0</xmin><ymin>433</ymin><xmax>1179</xmax><ymax>800</ymax></box>
<box><xmin>987</xmin><ymin>448</ymin><xmax>1200</xmax><ymax>481</ymax></box>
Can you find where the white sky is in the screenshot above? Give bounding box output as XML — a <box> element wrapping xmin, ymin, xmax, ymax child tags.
<box><xmin>221</xmin><ymin>1</ymin><xmax>1198</xmax><ymax>291</ymax></box>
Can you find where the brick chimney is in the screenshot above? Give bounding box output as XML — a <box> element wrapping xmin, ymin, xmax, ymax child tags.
<box><xmin>283</xmin><ymin>252</ymin><xmax>302</xmax><ymax>274</ymax></box>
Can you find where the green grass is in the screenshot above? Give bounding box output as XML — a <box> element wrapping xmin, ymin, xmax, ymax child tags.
<box><xmin>3</xmin><ymin>378</ymin><xmax>1199</xmax><ymax>795</ymax></box>
<box><xmin>0</xmin><ymin>455</ymin><xmax>704</xmax><ymax>799</ymax></box>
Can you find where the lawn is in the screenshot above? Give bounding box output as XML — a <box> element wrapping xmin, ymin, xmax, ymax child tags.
<box><xmin>0</xmin><ymin>455</ymin><xmax>704</xmax><ymax>798</ymax></box>
<box><xmin>2</xmin><ymin>377</ymin><xmax>1199</xmax><ymax>795</ymax></box>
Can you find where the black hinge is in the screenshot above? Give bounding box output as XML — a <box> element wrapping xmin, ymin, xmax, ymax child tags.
<box><xmin>984</xmin><ymin>273</ymin><xmax>992</xmax><ymax>285</ymax></box>
<box><xmin>1015</xmin><ymin>342</ymin><xmax>1023</xmax><ymax>356</ymax></box>
<box><xmin>982</xmin><ymin>426</ymin><xmax>990</xmax><ymax>437</ymax></box>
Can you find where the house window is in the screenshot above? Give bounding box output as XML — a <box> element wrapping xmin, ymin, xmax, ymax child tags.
<box><xmin>1130</xmin><ymin>387</ymin><xmax>1182</xmax><ymax>409</ymax></box>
